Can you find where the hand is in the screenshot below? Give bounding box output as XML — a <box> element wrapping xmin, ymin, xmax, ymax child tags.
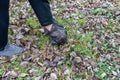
<box><xmin>44</xmin><ymin>23</ymin><xmax>67</xmax><ymax>45</ymax></box>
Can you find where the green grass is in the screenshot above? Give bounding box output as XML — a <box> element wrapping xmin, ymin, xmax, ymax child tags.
<box><xmin>2</xmin><ymin>1</ymin><xmax>120</xmax><ymax>79</ymax></box>
<box><xmin>0</xmin><ymin>69</ymin><xmax>4</xmax><ymax>77</ymax></box>
<box><xmin>27</xmin><ymin>18</ymin><xmax>40</xmax><ymax>29</ymax></box>
<box><xmin>96</xmin><ymin>62</ymin><xmax>115</xmax><ymax>79</ymax></box>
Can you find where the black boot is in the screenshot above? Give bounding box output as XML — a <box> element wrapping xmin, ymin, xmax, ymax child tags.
<box><xmin>0</xmin><ymin>43</ymin><xmax>23</xmax><ymax>58</ymax></box>
<box><xmin>44</xmin><ymin>21</ymin><xmax>67</xmax><ymax>45</ymax></box>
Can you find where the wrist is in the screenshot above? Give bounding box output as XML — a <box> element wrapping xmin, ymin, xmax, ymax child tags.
<box><xmin>44</xmin><ymin>24</ymin><xmax>52</xmax><ymax>31</ymax></box>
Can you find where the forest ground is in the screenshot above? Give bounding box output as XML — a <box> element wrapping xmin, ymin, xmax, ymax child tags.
<box><xmin>0</xmin><ymin>0</ymin><xmax>120</xmax><ymax>80</ymax></box>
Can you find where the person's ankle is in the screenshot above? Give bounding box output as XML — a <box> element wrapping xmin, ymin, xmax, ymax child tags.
<box><xmin>44</xmin><ymin>24</ymin><xmax>53</xmax><ymax>31</ymax></box>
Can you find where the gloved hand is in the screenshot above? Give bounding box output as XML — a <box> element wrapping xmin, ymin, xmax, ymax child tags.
<box><xmin>44</xmin><ymin>23</ymin><xmax>67</xmax><ymax>45</ymax></box>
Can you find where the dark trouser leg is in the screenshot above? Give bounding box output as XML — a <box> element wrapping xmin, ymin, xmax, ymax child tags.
<box><xmin>28</xmin><ymin>0</ymin><xmax>67</xmax><ymax>45</ymax></box>
<box><xmin>0</xmin><ymin>0</ymin><xmax>23</xmax><ymax>57</ymax></box>
<box><xmin>0</xmin><ymin>0</ymin><xmax>9</xmax><ymax>50</ymax></box>
<box><xmin>28</xmin><ymin>0</ymin><xmax>53</xmax><ymax>26</ymax></box>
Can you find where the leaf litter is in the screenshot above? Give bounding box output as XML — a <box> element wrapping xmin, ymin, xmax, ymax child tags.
<box><xmin>0</xmin><ymin>0</ymin><xmax>120</xmax><ymax>80</ymax></box>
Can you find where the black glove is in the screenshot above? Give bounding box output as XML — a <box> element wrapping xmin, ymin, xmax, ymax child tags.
<box><xmin>44</xmin><ymin>23</ymin><xmax>67</xmax><ymax>45</ymax></box>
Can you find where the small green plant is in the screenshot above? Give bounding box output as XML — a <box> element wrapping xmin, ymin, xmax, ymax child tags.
<box><xmin>91</xmin><ymin>8</ymin><xmax>104</xmax><ymax>15</ymax></box>
<box><xmin>12</xmin><ymin>60</ymin><xmax>20</xmax><ymax>67</ymax></box>
<box><xmin>79</xmin><ymin>12</ymin><xmax>87</xmax><ymax>18</ymax></box>
<box><xmin>27</xmin><ymin>18</ymin><xmax>40</xmax><ymax>29</ymax></box>
<box><xmin>0</xmin><ymin>69</ymin><xmax>4</xmax><ymax>77</ymax></box>
<box><xmin>38</xmin><ymin>35</ymin><xmax>49</xmax><ymax>49</ymax></box>
<box><xmin>39</xmin><ymin>70</ymin><xmax>44</xmax><ymax>75</ymax></box>
<box><xmin>18</xmin><ymin>76</ymin><xmax>26</xmax><ymax>80</ymax></box>
<box><xmin>96</xmin><ymin>62</ymin><xmax>115</xmax><ymax>79</ymax></box>
<box><xmin>106</xmin><ymin>12</ymin><xmax>113</xmax><ymax>18</ymax></box>
<box><xmin>12</xmin><ymin>59</ymin><xmax>28</xmax><ymax>74</ymax></box>
<box><xmin>75</xmin><ymin>77</ymin><xmax>81</xmax><ymax>80</ymax></box>
<box><xmin>72</xmin><ymin>32</ymin><xmax>95</xmax><ymax>58</ymax></box>
<box><xmin>118</xmin><ymin>2</ymin><xmax>120</xmax><ymax>8</ymax></box>
<box><xmin>78</xmin><ymin>19</ymin><xmax>87</xmax><ymax>26</ymax></box>
<box><xmin>66</xmin><ymin>18</ymin><xmax>73</xmax><ymax>25</ymax></box>
<box><xmin>57</xmin><ymin>18</ymin><xmax>64</xmax><ymax>25</ymax></box>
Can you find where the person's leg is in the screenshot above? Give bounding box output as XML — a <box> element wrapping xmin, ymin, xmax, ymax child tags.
<box><xmin>0</xmin><ymin>0</ymin><xmax>9</xmax><ymax>50</ymax></box>
<box><xmin>28</xmin><ymin>0</ymin><xmax>53</xmax><ymax>26</ymax></box>
<box><xmin>0</xmin><ymin>0</ymin><xmax>23</xmax><ymax>57</ymax></box>
<box><xmin>28</xmin><ymin>0</ymin><xmax>67</xmax><ymax>45</ymax></box>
